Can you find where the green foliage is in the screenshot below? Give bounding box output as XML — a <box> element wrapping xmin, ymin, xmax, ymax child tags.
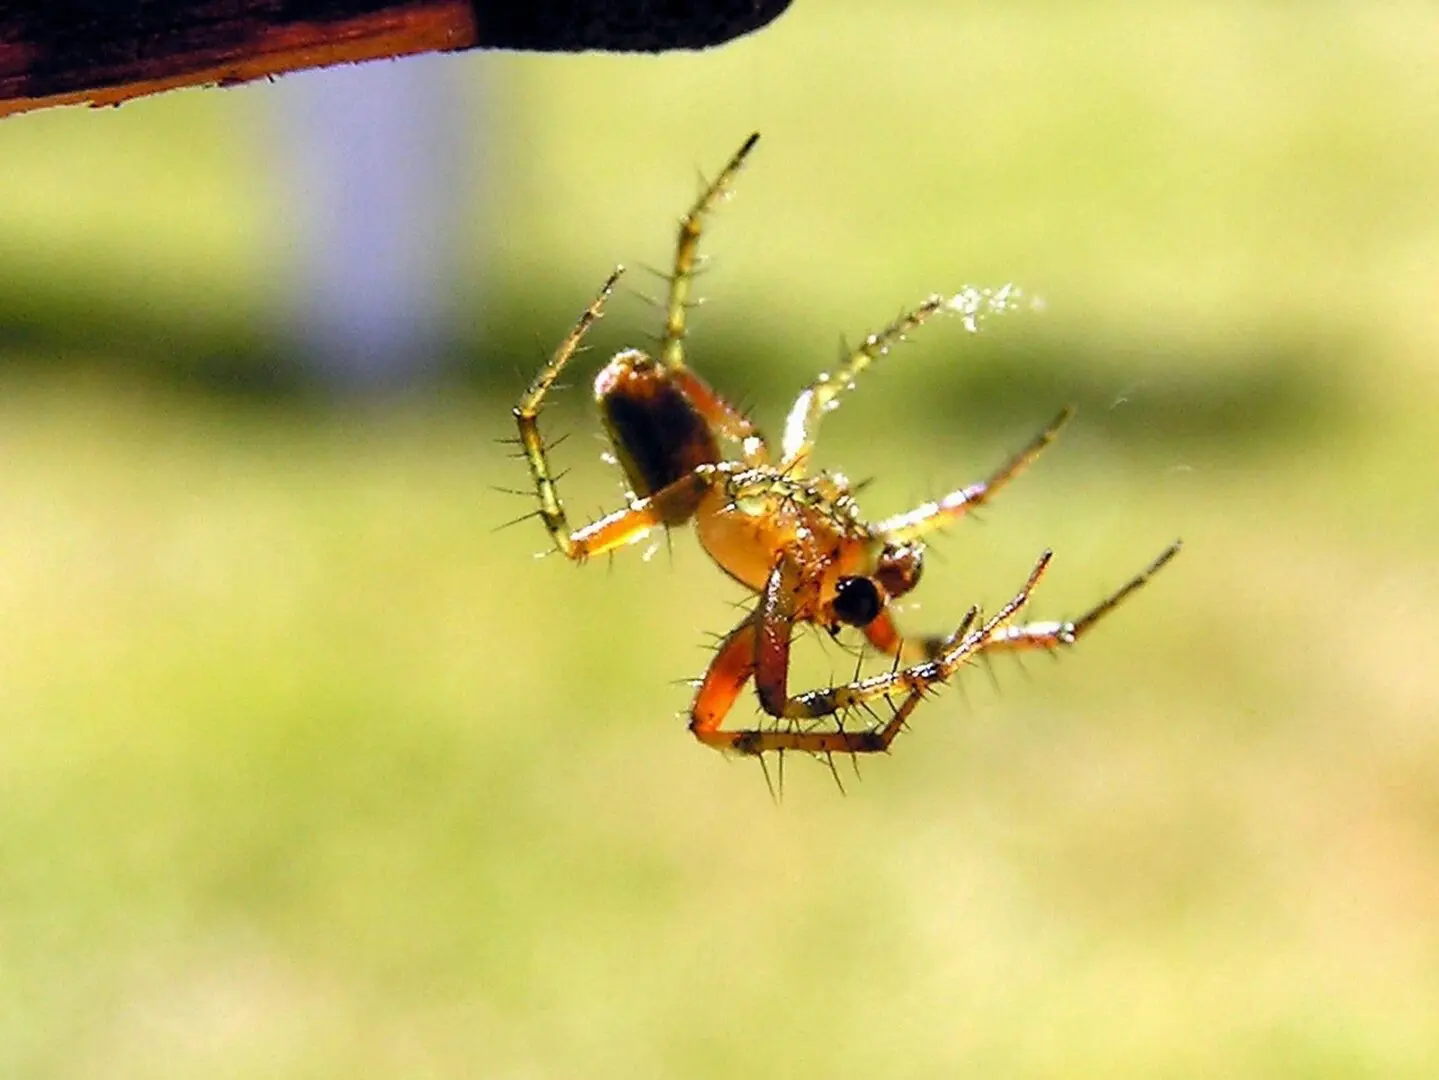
<box><xmin>1</xmin><ymin>3</ymin><xmax>1437</xmax><ymax>1077</ymax></box>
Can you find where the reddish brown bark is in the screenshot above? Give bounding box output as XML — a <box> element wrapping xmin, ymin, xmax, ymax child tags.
<box><xmin>0</xmin><ymin>1</ymin><xmax>791</xmax><ymax>118</ymax></box>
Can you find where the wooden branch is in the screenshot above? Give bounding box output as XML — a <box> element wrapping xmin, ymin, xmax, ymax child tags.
<box><xmin>0</xmin><ymin>1</ymin><xmax>793</xmax><ymax>118</ymax></box>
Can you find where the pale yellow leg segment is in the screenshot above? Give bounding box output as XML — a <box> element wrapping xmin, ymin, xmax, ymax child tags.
<box><xmin>874</xmin><ymin>539</ymin><xmax>1184</xmax><ymax>737</ymax></box>
<box><xmin>870</xmin><ymin>540</ymin><xmax>1184</xmax><ymax>736</ymax></box>
<box><xmin>658</xmin><ymin>133</ymin><xmax>767</xmax><ymax>462</ymax></box>
<box><xmin>660</xmin><ymin>131</ymin><xmax>760</xmax><ymax>373</ymax></box>
<box><xmin>512</xmin><ymin>268</ymin><xmax>623</xmax><ymax>560</ymax></box>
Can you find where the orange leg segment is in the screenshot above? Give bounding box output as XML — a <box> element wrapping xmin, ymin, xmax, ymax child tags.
<box><xmin>862</xmin><ymin>609</ymin><xmax>950</xmax><ymax>664</ymax></box>
<box><xmin>689</xmin><ymin>617</ymin><xmax>758</xmax><ymax>745</ymax></box>
<box><xmin>666</xmin><ymin>365</ymin><xmax>768</xmax><ymax>464</ymax></box>
<box><xmin>564</xmin><ymin>470</ymin><xmax>718</xmax><ymax>560</ymax></box>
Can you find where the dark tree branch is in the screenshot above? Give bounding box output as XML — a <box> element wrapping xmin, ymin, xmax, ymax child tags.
<box><xmin>0</xmin><ymin>1</ymin><xmax>792</xmax><ymax>118</ymax></box>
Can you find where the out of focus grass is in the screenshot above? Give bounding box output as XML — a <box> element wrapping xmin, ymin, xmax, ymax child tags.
<box><xmin>1</xmin><ymin>2</ymin><xmax>1438</xmax><ymax>1078</ymax></box>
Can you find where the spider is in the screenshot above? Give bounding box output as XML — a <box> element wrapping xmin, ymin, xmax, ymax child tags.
<box><xmin>514</xmin><ymin>133</ymin><xmax>1181</xmax><ymax>758</ymax></box>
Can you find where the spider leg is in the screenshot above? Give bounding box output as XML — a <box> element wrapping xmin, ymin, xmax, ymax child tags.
<box><xmin>753</xmin><ymin>554</ymin><xmax>803</xmax><ymax>717</ymax></box>
<box><xmin>660</xmin><ymin>132</ymin><xmax>758</xmax><ymax>373</ymax></box>
<box><xmin>516</xmin><ymin>272</ymin><xmax>718</xmax><ymax>561</ymax></box>
<box><xmin>564</xmin><ymin>471</ymin><xmax>718</xmax><ymax>560</ymax></box>
<box><xmin>657</xmin><ymin>133</ymin><xmax>769</xmax><ymax>464</ymax></box>
<box><xmin>872</xmin><ymin>407</ymin><xmax>1074</xmax><ymax>542</ymax></box>
<box><xmin>688</xmin><ymin>553</ymin><xmax>804</xmax><ymax>752</ymax></box>
<box><xmin>977</xmin><ymin>539</ymin><xmax>1183</xmax><ymax>654</ymax></box>
<box><xmin>514</xmin><ymin>268</ymin><xmax>624</xmax><ymax>559</ymax></box>
<box><xmin>860</xmin><ymin>608</ymin><xmax>951</xmax><ymax>664</ymax></box>
<box><xmin>864</xmin><ymin>539</ymin><xmax>1181</xmax><ymax>666</ymax></box>
<box><xmin>879</xmin><ymin>542</ymin><xmax>1181</xmax><ymax>731</ymax></box>
<box><xmin>689</xmin><ymin>553</ymin><xmax>1052</xmax><ymax>755</ymax></box>
<box><xmin>665</xmin><ymin>365</ymin><xmax>771</xmax><ymax>466</ymax></box>
<box><xmin>780</xmin><ymin>295</ymin><xmax>951</xmax><ymax>475</ymax></box>
<box><xmin>690</xmin><ymin>615</ymin><xmax>759</xmax><ymax>746</ymax></box>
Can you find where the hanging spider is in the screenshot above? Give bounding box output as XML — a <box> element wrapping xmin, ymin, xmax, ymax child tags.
<box><xmin>513</xmin><ymin>133</ymin><xmax>1181</xmax><ymax>758</ymax></box>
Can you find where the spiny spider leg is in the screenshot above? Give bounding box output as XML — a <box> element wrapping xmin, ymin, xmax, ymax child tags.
<box><xmin>564</xmin><ymin>470</ymin><xmax>717</xmax><ymax>560</ymax></box>
<box><xmin>753</xmin><ymin>554</ymin><xmax>803</xmax><ymax>718</ymax></box>
<box><xmin>780</xmin><ymin>295</ymin><xmax>951</xmax><ymax>475</ymax></box>
<box><xmin>874</xmin><ymin>407</ymin><xmax>1075</xmax><ymax>542</ymax></box>
<box><xmin>980</xmin><ymin>539</ymin><xmax>1183</xmax><ymax>653</ymax></box>
<box><xmin>689</xmin><ymin>616</ymin><xmax>760</xmax><ymax>738</ymax></box>
<box><xmin>881</xmin><ymin>542</ymin><xmax>1182</xmax><ymax>732</ymax></box>
<box><xmin>515</xmin><ymin>269</ymin><xmax>720</xmax><ymax>561</ymax></box>
<box><xmin>864</xmin><ymin>539</ymin><xmax>1182</xmax><ymax>666</ymax></box>
<box><xmin>513</xmin><ymin>267</ymin><xmax>624</xmax><ymax>558</ymax></box>
<box><xmin>661</xmin><ymin>131</ymin><xmax>759</xmax><ymax>373</ymax></box>
<box><xmin>656</xmin><ymin>133</ymin><xmax>768</xmax><ymax>462</ymax></box>
<box><xmin>688</xmin><ymin>552</ymin><xmax>1053</xmax><ymax>755</ymax></box>
<box><xmin>856</xmin><ymin>407</ymin><xmax>1074</xmax><ymax>663</ymax></box>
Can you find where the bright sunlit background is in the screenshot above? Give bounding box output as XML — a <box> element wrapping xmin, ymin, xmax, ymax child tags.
<box><xmin>2</xmin><ymin>3</ymin><xmax>1437</xmax><ymax>1077</ymax></box>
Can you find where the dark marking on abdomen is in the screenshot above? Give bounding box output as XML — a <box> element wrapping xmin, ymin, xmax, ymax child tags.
<box><xmin>596</xmin><ymin>354</ymin><xmax>720</xmax><ymax>502</ymax></box>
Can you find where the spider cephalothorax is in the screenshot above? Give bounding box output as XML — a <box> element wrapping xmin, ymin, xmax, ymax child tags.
<box><xmin>514</xmin><ymin>133</ymin><xmax>1180</xmax><ymax>757</ymax></box>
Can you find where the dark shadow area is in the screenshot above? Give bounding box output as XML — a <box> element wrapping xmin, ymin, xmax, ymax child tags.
<box><xmin>0</xmin><ymin>271</ymin><xmax>1354</xmax><ymax>449</ymax></box>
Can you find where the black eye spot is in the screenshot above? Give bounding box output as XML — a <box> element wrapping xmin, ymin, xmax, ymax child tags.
<box><xmin>833</xmin><ymin>576</ymin><xmax>883</xmax><ymax>627</ymax></box>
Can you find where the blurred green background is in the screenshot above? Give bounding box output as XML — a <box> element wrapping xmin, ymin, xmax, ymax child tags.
<box><xmin>2</xmin><ymin>2</ymin><xmax>1437</xmax><ymax>1077</ymax></box>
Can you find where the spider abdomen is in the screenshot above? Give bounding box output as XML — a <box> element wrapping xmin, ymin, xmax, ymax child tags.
<box><xmin>595</xmin><ymin>349</ymin><xmax>720</xmax><ymax>505</ymax></box>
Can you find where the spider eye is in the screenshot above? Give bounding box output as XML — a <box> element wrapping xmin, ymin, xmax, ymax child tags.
<box><xmin>833</xmin><ymin>576</ymin><xmax>883</xmax><ymax>627</ymax></box>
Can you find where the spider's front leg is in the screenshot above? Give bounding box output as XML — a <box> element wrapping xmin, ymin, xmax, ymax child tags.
<box><xmin>976</xmin><ymin>539</ymin><xmax>1183</xmax><ymax>655</ymax></box>
<box><xmin>877</xmin><ymin>544</ymin><xmax>1184</xmax><ymax>732</ymax></box>
<box><xmin>865</xmin><ymin>540</ymin><xmax>1182</xmax><ymax>672</ymax></box>
<box><xmin>688</xmin><ymin>553</ymin><xmax>1050</xmax><ymax>756</ymax></box>
<box><xmin>689</xmin><ymin>553</ymin><xmax>876</xmax><ymax>754</ymax></box>
<box><xmin>691</xmin><ymin>603</ymin><xmax>910</xmax><ymax>757</ymax></box>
